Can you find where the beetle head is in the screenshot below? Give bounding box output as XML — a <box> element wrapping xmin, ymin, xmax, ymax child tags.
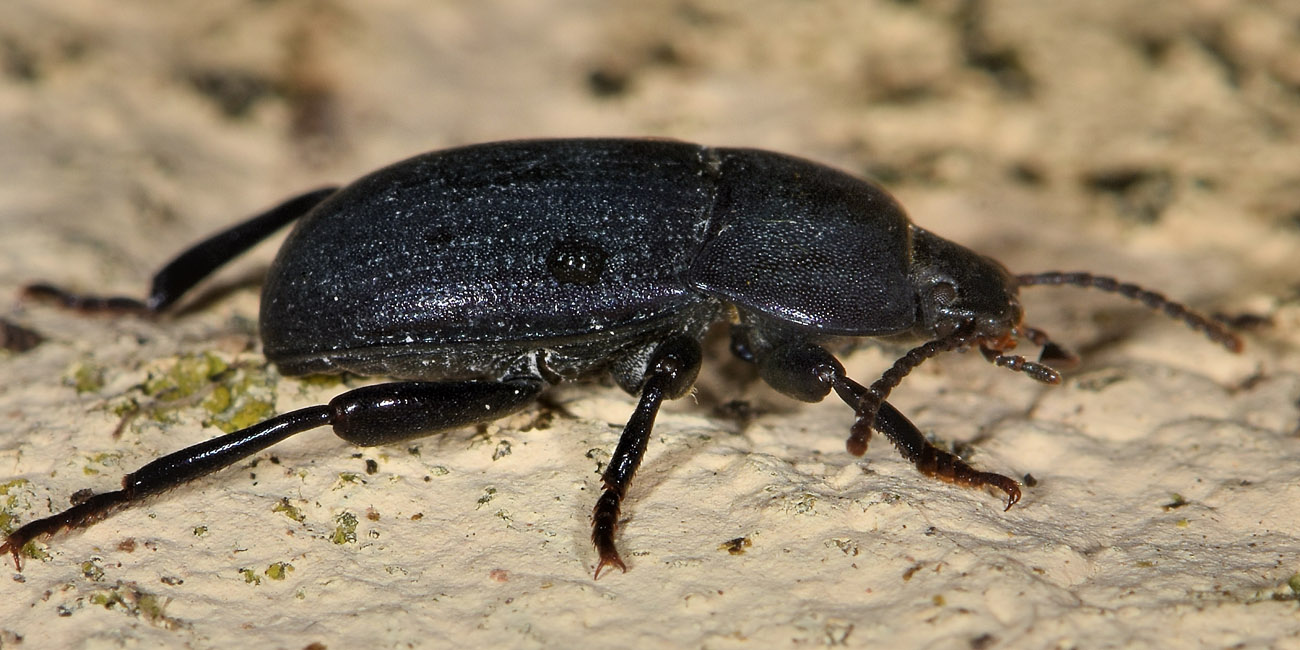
<box><xmin>908</xmin><ymin>227</ymin><xmax>1022</xmax><ymax>342</ymax></box>
<box><xmin>849</xmin><ymin>236</ymin><xmax>1245</xmax><ymax>457</ymax></box>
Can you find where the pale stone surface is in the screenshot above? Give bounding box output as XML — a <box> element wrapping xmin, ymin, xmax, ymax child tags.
<box><xmin>2</xmin><ymin>1</ymin><xmax>1298</xmax><ymax>648</ymax></box>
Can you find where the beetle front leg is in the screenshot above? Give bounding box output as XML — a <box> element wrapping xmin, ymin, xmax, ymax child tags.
<box><xmin>592</xmin><ymin>336</ymin><xmax>702</xmax><ymax>578</ymax></box>
<box><xmin>1</xmin><ymin>377</ymin><xmax>541</xmax><ymax>569</ymax></box>
<box><xmin>24</xmin><ymin>187</ymin><xmax>338</xmax><ymax>314</ymax></box>
<box><xmin>753</xmin><ymin>341</ymin><xmax>1020</xmax><ymax>509</ymax></box>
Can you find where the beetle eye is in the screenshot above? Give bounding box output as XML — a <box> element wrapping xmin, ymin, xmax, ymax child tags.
<box><xmin>929</xmin><ymin>281</ymin><xmax>958</xmax><ymax>306</ymax></box>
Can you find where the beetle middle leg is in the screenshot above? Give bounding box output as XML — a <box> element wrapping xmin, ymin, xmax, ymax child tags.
<box><xmin>1</xmin><ymin>376</ymin><xmax>541</xmax><ymax>569</ymax></box>
<box><xmin>592</xmin><ymin>335</ymin><xmax>703</xmax><ymax>578</ymax></box>
<box><xmin>748</xmin><ymin>338</ymin><xmax>1020</xmax><ymax>509</ymax></box>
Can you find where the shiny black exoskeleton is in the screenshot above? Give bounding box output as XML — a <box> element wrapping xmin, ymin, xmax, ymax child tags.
<box><xmin>3</xmin><ymin>139</ymin><xmax>1241</xmax><ymax>576</ymax></box>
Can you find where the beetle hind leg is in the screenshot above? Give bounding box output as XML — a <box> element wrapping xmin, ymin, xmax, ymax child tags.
<box><xmin>23</xmin><ymin>187</ymin><xmax>338</xmax><ymax>314</ymax></box>
<box><xmin>0</xmin><ymin>376</ymin><xmax>542</xmax><ymax>570</ymax></box>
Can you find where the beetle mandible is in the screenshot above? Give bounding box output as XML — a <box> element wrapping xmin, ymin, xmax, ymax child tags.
<box><xmin>2</xmin><ymin>138</ymin><xmax>1242</xmax><ymax>577</ymax></box>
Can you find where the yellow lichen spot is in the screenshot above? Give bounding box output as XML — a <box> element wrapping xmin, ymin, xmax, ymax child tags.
<box><xmin>0</xmin><ymin>479</ymin><xmax>31</xmax><ymax>534</ymax></box>
<box><xmin>144</xmin><ymin>353</ymin><xmax>229</xmax><ymax>401</ymax></box>
<box><xmin>81</xmin><ymin>560</ymin><xmax>106</xmax><ymax>581</ymax></box>
<box><xmin>265</xmin><ymin>562</ymin><xmax>294</xmax><ymax>580</ymax></box>
<box><xmin>203</xmin><ymin>365</ymin><xmax>276</xmax><ymax>433</ymax></box>
<box><xmin>21</xmin><ymin>540</ymin><xmax>50</xmax><ymax>563</ymax></box>
<box><xmin>332</xmin><ymin>512</ymin><xmax>358</xmax><ymax>544</ymax></box>
<box><xmin>294</xmin><ymin>373</ymin><xmax>345</xmax><ymax>391</ymax></box>
<box><xmin>65</xmin><ymin>360</ymin><xmax>106</xmax><ymax>394</ymax></box>
<box><xmin>83</xmin><ymin>452</ymin><xmax>123</xmax><ymax>476</ymax></box>
<box><xmin>90</xmin><ymin>589</ymin><xmax>126</xmax><ymax>609</ymax></box>
<box><xmin>334</xmin><ymin>472</ymin><xmax>363</xmax><ymax>489</ymax></box>
<box><xmin>0</xmin><ymin>479</ymin><xmax>29</xmax><ymax>497</ymax></box>
<box><xmin>273</xmin><ymin>498</ymin><xmax>306</xmax><ymax>523</ymax></box>
<box><xmin>136</xmin><ymin>592</ymin><xmax>167</xmax><ymax>623</ymax></box>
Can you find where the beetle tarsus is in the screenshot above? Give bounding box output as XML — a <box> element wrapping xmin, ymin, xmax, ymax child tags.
<box><xmin>845</xmin><ymin>419</ymin><xmax>872</xmax><ymax>457</ymax></box>
<box><xmin>591</xmin><ymin>490</ymin><xmax>628</xmax><ymax>579</ymax></box>
<box><xmin>872</xmin><ymin>401</ymin><xmax>1021</xmax><ymax>510</ymax></box>
<box><xmin>1</xmin><ymin>489</ymin><xmax>132</xmax><ymax>570</ymax></box>
<box><xmin>748</xmin><ymin>341</ymin><xmax>1022</xmax><ymax>510</ymax></box>
<box><xmin>22</xmin><ymin>283</ymin><xmax>151</xmax><ymax>315</ymax></box>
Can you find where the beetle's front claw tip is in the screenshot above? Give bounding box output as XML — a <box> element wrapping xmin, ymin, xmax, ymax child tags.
<box><xmin>998</xmin><ymin>480</ymin><xmax>1022</xmax><ymax>511</ymax></box>
<box><xmin>971</xmin><ymin>471</ymin><xmax>1021</xmax><ymax>511</ymax></box>
<box><xmin>0</xmin><ymin>540</ymin><xmax>23</xmax><ymax>572</ymax></box>
<box><xmin>1224</xmin><ymin>334</ymin><xmax>1245</xmax><ymax>354</ymax></box>
<box><xmin>1003</xmin><ymin>490</ymin><xmax>1020</xmax><ymax>511</ymax></box>
<box><xmin>593</xmin><ymin>554</ymin><xmax>626</xmax><ymax>580</ymax></box>
<box><xmin>846</xmin><ymin>421</ymin><xmax>872</xmax><ymax>457</ymax></box>
<box><xmin>845</xmin><ymin>439</ymin><xmax>868</xmax><ymax>457</ymax></box>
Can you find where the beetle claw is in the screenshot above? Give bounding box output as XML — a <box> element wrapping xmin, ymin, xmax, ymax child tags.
<box><xmin>0</xmin><ymin>539</ymin><xmax>22</xmax><ymax>571</ymax></box>
<box><xmin>846</xmin><ymin>411</ymin><xmax>874</xmax><ymax>456</ymax></box>
<box><xmin>594</xmin><ymin>553</ymin><xmax>627</xmax><ymax>580</ymax></box>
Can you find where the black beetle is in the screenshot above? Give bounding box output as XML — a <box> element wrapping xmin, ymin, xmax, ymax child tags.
<box><xmin>2</xmin><ymin>138</ymin><xmax>1241</xmax><ymax>577</ymax></box>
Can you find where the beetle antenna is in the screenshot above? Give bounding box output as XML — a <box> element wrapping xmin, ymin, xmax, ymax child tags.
<box><xmin>851</xmin><ymin>327</ymin><xmax>1069</xmax><ymax>454</ymax></box>
<box><xmin>848</xmin><ymin>332</ymin><xmax>969</xmax><ymax>455</ymax></box>
<box><xmin>978</xmin><ymin>345</ymin><xmax>1062</xmax><ymax>384</ymax></box>
<box><xmin>1016</xmin><ymin>271</ymin><xmax>1243</xmax><ymax>353</ymax></box>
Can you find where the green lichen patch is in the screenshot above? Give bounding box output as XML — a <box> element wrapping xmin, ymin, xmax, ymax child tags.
<box><xmin>64</xmin><ymin>359</ymin><xmax>106</xmax><ymax>394</ymax></box>
<box><xmin>143</xmin><ymin>352</ymin><xmax>229</xmax><ymax>401</ymax></box>
<box><xmin>81</xmin><ymin>559</ymin><xmax>106</xmax><ymax>581</ymax></box>
<box><xmin>1160</xmin><ymin>493</ymin><xmax>1189</xmax><ymax>510</ymax></box>
<box><xmin>0</xmin><ymin>479</ymin><xmax>32</xmax><ymax>534</ymax></box>
<box><xmin>273</xmin><ymin>498</ymin><xmax>306</xmax><ymax>523</ymax></box>
<box><xmin>331</xmin><ymin>511</ymin><xmax>358</xmax><ymax>544</ymax></box>
<box><xmin>0</xmin><ymin>479</ymin><xmax>30</xmax><ymax>498</ymax></box>
<box><xmin>265</xmin><ymin>562</ymin><xmax>294</xmax><ymax>580</ymax></box>
<box><xmin>333</xmin><ymin>472</ymin><xmax>364</xmax><ymax>490</ymax></box>
<box><xmin>124</xmin><ymin>352</ymin><xmax>277</xmax><ymax>435</ymax></box>
<box><xmin>201</xmin><ymin>368</ymin><xmax>276</xmax><ymax>433</ymax></box>
<box><xmin>82</xmin><ymin>451</ymin><xmax>124</xmax><ymax>476</ymax></box>
<box><xmin>18</xmin><ymin>539</ymin><xmax>51</xmax><ymax>564</ymax></box>
<box><xmin>87</xmin><ymin>582</ymin><xmax>182</xmax><ymax>628</ymax></box>
<box><xmin>292</xmin><ymin>373</ymin><xmax>345</xmax><ymax>392</ymax></box>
